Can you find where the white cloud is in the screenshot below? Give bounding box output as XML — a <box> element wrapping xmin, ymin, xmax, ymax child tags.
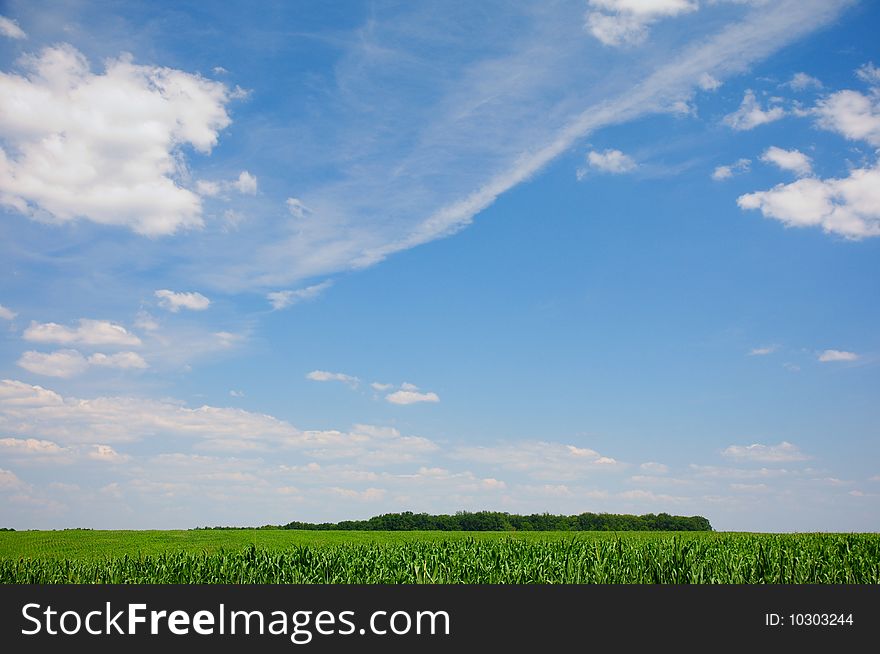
<box><xmin>17</xmin><ymin>349</ymin><xmax>88</xmax><ymax>378</ymax></box>
<box><xmin>0</xmin><ymin>16</ymin><xmax>26</xmax><ymax>39</ymax></box>
<box><xmin>698</xmin><ymin>73</ymin><xmax>722</xmax><ymax>91</ymax></box>
<box><xmin>233</xmin><ymin>171</ymin><xmax>257</xmax><ymax>195</ymax></box>
<box><xmin>306</xmin><ymin>370</ymin><xmax>360</xmax><ymax>387</ymax></box>
<box><xmin>585</xmin><ymin>0</ymin><xmax>699</xmax><ymax>47</ymax></box>
<box><xmin>87</xmin><ymin>444</ymin><xmax>129</xmax><ymax>464</ymax></box>
<box><xmin>196</xmin><ymin>171</ymin><xmax>257</xmax><ymax>197</ymax></box>
<box><xmin>87</xmin><ymin>351</ymin><xmax>149</xmax><ymax>370</ymax></box>
<box><xmin>711</xmin><ymin>158</ymin><xmax>750</xmax><ymax>180</ymax></box>
<box><xmin>640</xmin><ymin>461</ymin><xmax>669</xmax><ymax>473</ymax></box>
<box><xmin>0</xmin><ymin>303</ymin><xmax>16</xmax><ymax>320</ymax></box>
<box><xmin>155</xmin><ymin>290</ymin><xmax>211</xmax><ymax>312</ymax></box>
<box><xmin>0</xmin><ymin>468</ymin><xmax>25</xmax><ymax>489</ymax></box>
<box><xmin>722</xmin><ymin>441</ymin><xmax>809</xmax><ymax>463</ymax></box>
<box><xmin>453</xmin><ymin>441</ymin><xmax>619</xmax><ymax>480</ymax></box>
<box><xmin>17</xmin><ymin>348</ymin><xmax>147</xmax><ymax>377</ymax></box>
<box><xmin>737</xmin><ymin>163</ymin><xmax>880</xmax><ymax>239</ymax></box>
<box><xmin>0</xmin><ymin>378</ymin><xmax>302</xmax><ymax>445</ymax></box>
<box><xmin>748</xmin><ymin>345</ymin><xmax>777</xmax><ymax>356</ymax></box>
<box><xmin>208</xmin><ymin>1</ymin><xmax>849</xmax><ymax>292</ymax></box>
<box><xmin>813</xmin><ymin>89</ymin><xmax>880</xmax><ymax>146</ymax></box>
<box><xmin>0</xmin><ymin>437</ymin><xmax>66</xmax><ymax>456</ymax></box>
<box><xmin>385</xmin><ymin>387</ymin><xmax>440</xmax><ymax>405</ymax></box>
<box><xmin>23</xmin><ymin>319</ymin><xmax>141</xmax><ymax>347</ymax></box>
<box><xmin>855</xmin><ymin>62</ymin><xmax>880</xmax><ymax>86</ymax></box>
<box><xmin>267</xmin><ymin>280</ymin><xmax>332</xmax><ymax>310</ymax></box>
<box><xmin>785</xmin><ymin>72</ymin><xmax>822</xmax><ymax>91</ymax></box>
<box><xmin>195</xmin><ymin>180</ymin><xmax>221</xmax><ymax>197</ymax></box>
<box><xmin>583</xmin><ymin>148</ymin><xmax>637</xmax><ymax>175</ymax></box>
<box><xmin>229</xmin><ymin>389</ymin><xmax>245</xmax><ymax>398</ymax></box>
<box><xmin>286</xmin><ymin>197</ymin><xmax>310</xmax><ymax>219</ymax></box>
<box><xmin>817</xmin><ymin>349</ymin><xmax>858</xmax><ymax>362</ymax></box>
<box><xmin>212</xmin><ymin>331</ymin><xmax>243</xmax><ymax>349</ymax></box>
<box><xmin>760</xmin><ymin>146</ymin><xmax>812</xmax><ymax>177</ymax></box>
<box><xmin>0</xmin><ymin>45</ymin><xmax>237</xmax><ymax>235</ymax></box>
<box><xmin>722</xmin><ymin>90</ymin><xmax>785</xmax><ymax>130</ymax></box>
<box><xmin>133</xmin><ymin>311</ymin><xmax>160</xmax><ymax>332</ymax></box>
<box><xmin>371</xmin><ymin>382</ymin><xmax>393</xmax><ymax>392</ymax></box>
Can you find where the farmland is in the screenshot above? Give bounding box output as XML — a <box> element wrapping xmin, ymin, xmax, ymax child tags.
<box><xmin>1</xmin><ymin>530</ymin><xmax>878</xmax><ymax>584</ymax></box>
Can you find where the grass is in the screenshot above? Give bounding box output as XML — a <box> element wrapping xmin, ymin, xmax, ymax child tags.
<box><xmin>1</xmin><ymin>530</ymin><xmax>878</xmax><ymax>584</ymax></box>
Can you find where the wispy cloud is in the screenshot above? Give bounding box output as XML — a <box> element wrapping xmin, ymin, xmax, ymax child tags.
<box><xmin>748</xmin><ymin>345</ymin><xmax>778</xmax><ymax>356</ymax></box>
<box><xmin>200</xmin><ymin>0</ymin><xmax>850</xmax><ymax>292</ymax></box>
<box><xmin>722</xmin><ymin>90</ymin><xmax>785</xmax><ymax>130</ymax></box>
<box><xmin>267</xmin><ymin>280</ymin><xmax>332</xmax><ymax>311</ymax></box>
<box><xmin>0</xmin><ymin>16</ymin><xmax>26</xmax><ymax>40</ymax></box>
<box><xmin>0</xmin><ymin>304</ymin><xmax>17</xmax><ymax>321</ymax></box>
<box><xmin>722</xmin><ymin>441</ymin><xmax>810</xmax><ymax>463</ymax></box>
<box><xmin>585</xmin><ymin>0</ymin><xmax>698</xmax><ymax>48</ymax></box>
<box><xmin>712</xmin><ymin>158</ymin><xmax>751</xmax><ymax>181</ymax></box>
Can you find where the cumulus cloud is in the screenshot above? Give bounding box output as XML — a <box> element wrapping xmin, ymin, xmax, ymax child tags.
<box><xmin>813</xmin><ymin>88</ymin><xmax>880</xmax><ymax>147</ymax></box>
<box><xmin>0</xmin><ymin>303</ymin><xmax>16</xmax><ymax>320</ymax></box>
<box><xmin>371</xmin><ymin>382</ymin><xmax>393</xmax><ymax>392</ymax></box>
<box><xmin>817</xmin><ymin>349</ymin><xmax>858</xmax><ymax>362</ymax></box>
<box><xmin>0</xmin><ymin>437</ymin><xmax>66</xmax><ymax>456</ymax></box>
<box><xmin>585</xmin><ymin>0</ymin><xmax>698</xmax><ymax>47</ymax></box>
<box><xmin>785</xmin><ymin>72</ymin><xmax>822</xmax><ymax>91</ymax></box>
<box><xmin>155</xmin><ymin>290</ymin><xmax>211</xmax><ymax>312</ymax></box>
<box><xmin>23</xmin><ymin>319</ymin><xmax>141</xmax><ymax>346</ymax></box>
<box><xmin>737</xmin><ymin>163</ymin><xmax>880</xmax><ymax>239</ymax></box>
<box><xmin>306</xmin><ymin>370</ymin><xmax>360</xmax><ymax>387</ymax></box>
<box><xmin>0</xmin><ymin>381</ymin><xmax>448</xmax><ymax>480</ymax></box>
<box><xmin>582</xmin><ymin>148</ymin><xmax>638</xmax><ymax>175</ymax></box>
<box><xmin>760</xmin><ymin>146</ymin><xmax>812</xmax><ymax>177</ymax></box>
<box><xmin>723</xmin><ymin>90</ymin><xmax>785</xmax><ymax>130</ymax></box>
<box><xmin>17</xmin><ymin>350</ymin><xmax>88</xmax><ymax>378</ymax></box>
<box><xmin>384</xmin><ymin>382</ymin><xmax>440</xmax><ymax>405</ymax></box>
<box><xmin>233</xmin><ymin>171</ymin><xmax>258</xmax><ymax>195</ymax></box>
<box><xmin>87</xmin><ymin>444</ymin><xmax>130</xmax><ymax>463</ymax></box>
<box><xmin>711</xmin><ymin>158</ymin><xmax>750</xmax><ymax>180</ymax></box>
<box><xmin>0</xmin><ymin>44</ymin><xmax>237</xmax><ymax>235</ymax></box>
<box><xmin>722</xmin><ymin>441</ymin><xmax>809</xmax><ymax>463</ymax></box>
<box><xmin>0</xmin><ymin>16</ymin><xmax>26</xmax><ymax>39</ymax></box>
<box><xmin>266</xmin><ymin>280</ymin><xmax>332</xmax><ymax>310</ymax></box>
<box><xmin>17</xmin><ymin>348</ymin><xmax>148</xmax><ymax>377</ymax></box>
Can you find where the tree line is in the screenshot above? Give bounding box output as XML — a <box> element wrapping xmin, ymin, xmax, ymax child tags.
<box><xmin>193</xmin><ymin>511</ymin><xmax>712</xmax><ymax>531</ymax></box>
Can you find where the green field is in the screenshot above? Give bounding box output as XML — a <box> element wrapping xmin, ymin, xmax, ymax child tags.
<box><xmin>1</xmin><ymin>530</ymin><xmax>878</xmax><ymax>584</ymax></box>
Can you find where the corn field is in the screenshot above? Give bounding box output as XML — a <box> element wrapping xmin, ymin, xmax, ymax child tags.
<box><xmin>2</xmin><ymin>534</ymin><xmax>878</xmax><ymax>584</ymax></box>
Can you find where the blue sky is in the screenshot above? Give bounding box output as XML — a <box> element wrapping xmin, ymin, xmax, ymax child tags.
<box><xmin>0</xmin><ymin>0</ymin><xmax>878</xmax><ymax>531</ymax></box>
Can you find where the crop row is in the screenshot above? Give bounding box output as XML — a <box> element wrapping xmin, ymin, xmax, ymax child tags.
<box><xmin>2</xmin><ymin>534</ymin><xmax>878</xmax><ymax>584</ymax></box>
